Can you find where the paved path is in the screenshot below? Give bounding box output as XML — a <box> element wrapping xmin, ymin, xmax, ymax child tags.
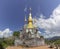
<box><xmin>6</xmin><ymin>46</ymin><xmax>55</xmax><ymax>49</ymax></box>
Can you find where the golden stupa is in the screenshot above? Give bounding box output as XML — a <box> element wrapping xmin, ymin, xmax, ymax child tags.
<box><xmin>14</xmin><ymin>8</ymin><xmax>45</xmax><ymax>47</ymax></box>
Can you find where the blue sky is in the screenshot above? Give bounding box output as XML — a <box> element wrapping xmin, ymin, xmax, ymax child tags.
<box><xmin>0</xmin><ymin>0</ymin><xmax>60</xmax><ymax>31</ymax></box>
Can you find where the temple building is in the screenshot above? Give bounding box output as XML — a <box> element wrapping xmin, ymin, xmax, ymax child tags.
<box><xmin>14</xmin><ymin>8</ymin><xmax>45</xmax><ymax>47</ymax></box>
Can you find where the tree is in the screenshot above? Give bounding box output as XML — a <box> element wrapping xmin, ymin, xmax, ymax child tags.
<box><xmin>13</xmin><ymin>31</ymin><xmax>20</xmax><ymax>37</ymax></box>
<box><xmin>40</xmin><ymin>36</ymin><xmax>44</xmax><ymax>39</ymax></box>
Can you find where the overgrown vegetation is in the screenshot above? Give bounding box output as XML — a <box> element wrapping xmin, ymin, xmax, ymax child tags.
<box><xmin>45</xmin><ymin>39</ymin><xmax>60</xmax><ymax>46</ymax></box>
<box><xmin>0</xmin><ymin>38</ymin><xmax>14</xmax><ymax>48</ymax></box>
<box><xmin>0</xmin><ymin>31</ymin><xmax>20</xmax><ymax>48</ymax></box>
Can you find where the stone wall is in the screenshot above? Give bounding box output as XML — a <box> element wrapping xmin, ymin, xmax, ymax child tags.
<box><xmin>14</xmin><ymin>38</ymin><xmax>45</xmax><ymax>47</ymax></box>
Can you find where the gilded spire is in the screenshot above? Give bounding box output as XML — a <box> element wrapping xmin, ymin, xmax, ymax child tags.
<box><xmin>27</xmin><ymin>8</ymin><xmax>34</xmax><ymax>28</ymax></box>
<box><xmin>28</xmin><ymin>8</ymin><xmax>32</xmax><ymax>22</ymax></box>
<box><xmin>28</xmin><ymin>13</ymin><xmax>32</xmax><ymax>22</ymax></box>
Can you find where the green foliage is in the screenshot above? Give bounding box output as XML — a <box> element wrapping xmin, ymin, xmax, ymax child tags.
<box><xmin>2</xmin><ymin>42</ymin><xmax>8</xmax><ymax>48</ymax></box>
<box><xmin>0</xmin><ymin>43</ymin><xmax>4</xmax><ymax>49</ymax></box>
<box><xmin>13</xmin><ymin>31</ymin><xmax>20</xmax><ymax>37</ymax></box>
<box><xmin>45</xmin><ymin>39</ymin><xmax>50</xmax><ymax>44</ymax></box>
<box><xmin>0</xmin><ymin>31</ymin><xmax>20</xmax><ymax>48</ymax></box>
<box><xmin>4</xmin><ymin>39</ymin><xmax>14</xmax><ymax>46</ymax></box>
<box><xmin>40</xmin><ymin>36</ymin><xmax>43</xmax><ymax>38</ymax></box>
<box><xmin>54</xmin><ymin>40</ymin><xmax>60</xmax><ymax>45</ymax></box>
<box><xmin>45</xmin><ymin>39</ymin><xmax>60</xmax><ymax>46</ymax></box>
<box><xmin>0</xmin><ymin>38</ymin><xmax>14</xmax><ymax>48</ymax></box>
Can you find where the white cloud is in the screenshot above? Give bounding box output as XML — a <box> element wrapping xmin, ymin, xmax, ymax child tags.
<box><xmin>0</xmin><ymin>28</ymin><xmax>13</xmax><ymax>38</ymax></box>
<box><xmin>34</xmin><ymin>4</ymin><xmax>60</xmax><ymax>38</ymax></box>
